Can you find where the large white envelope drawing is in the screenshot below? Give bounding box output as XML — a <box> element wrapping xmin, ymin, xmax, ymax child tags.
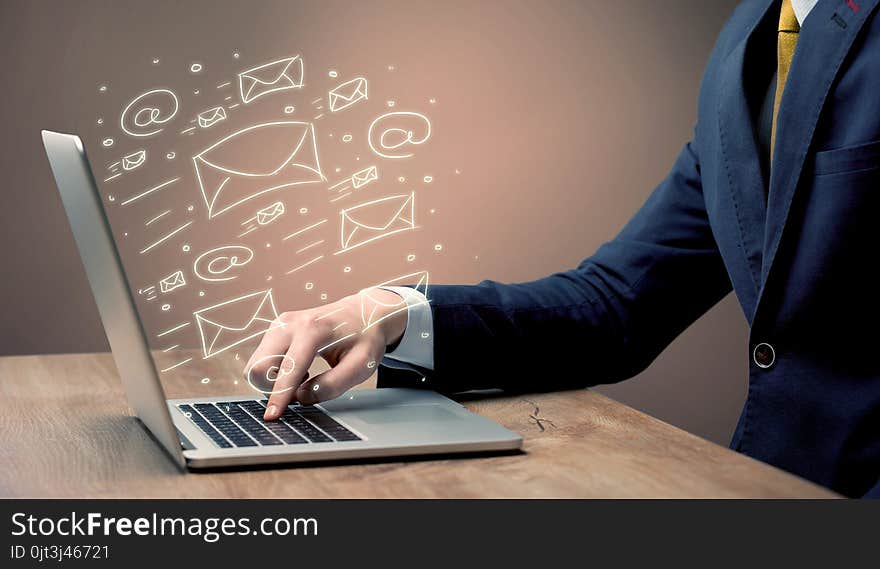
<box><xmin>193</xmin><ymin>121</ymin><xmax>325</xmax><ymax>218</ymax></box>
<box><xmin>194</xmin><ymin>289</ymin><xmax>284</xmax><ymax>359</ymax></box>
<box><xmin>328</xmin><ymin>77</ymin><xmax>368</xmax><ymax>113</ymax></box>
<box><xmin>238</xmin><ymin>55</ymin><xmax>304</xmax><ymax>104</ymax></box>
<box><xmin>198</xmin><ymin>106</ymin><xmax>227</xmax><ymax>129</ymax></box>
<box><xmin>338</xmin><ymin>192</ymin><xmax>415</xmax><ymax>253</ymax></box>
<box><xmin>360</xmin><ymin>271</ymin><xmax>429</xmax><ymax>332</ymax></box>
<box><xmin>351</xmin><ymin>165</ymin><xmax>378</xmax><ymax>189</ymax></box>
<box><xmin>159</xmin><ymin>270</ymin><xmax>186</xmax><ymax>294</ymax></box>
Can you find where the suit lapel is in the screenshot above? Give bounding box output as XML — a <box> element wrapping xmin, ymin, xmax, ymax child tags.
<box><xmin>761</xmin><ymin>0</ymin><xmax>880</xmax><ymax>286</ymax></box>
<box><xmin>716</xmin><ymin>0</ymin><xmax>778</xmax><ymax>294</ymax></box>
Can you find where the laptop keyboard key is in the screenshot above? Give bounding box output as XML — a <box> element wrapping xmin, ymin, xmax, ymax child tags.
<box><xmin>178</xmin><ymin>405</ymin><xmax>233</xmax><ymax>448</ymax></box>
<box><xmin>193</xmin><ymin>403</ymin><xmax>257</xmax><ymax>447</ymax></box>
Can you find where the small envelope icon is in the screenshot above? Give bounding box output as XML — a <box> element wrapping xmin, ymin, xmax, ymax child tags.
<box><xmin>194</xmin><ymin>289</ymin><xmax>284</xmax><ymax>359</ymax></box>
<box><xmin>159</xmin><ymin>270</ymin><xmax>186</xmax><ymax>294</ymax></box>
<box><xmin>351</xmin><ymin>165</ymin><xmax>378</xmax><ymax>189</ymax></box>
<box><xmin>328</xmin><ymin>77</ymin><xmax>368</xmax><ymax>113</ymax></box>
<box><xmin>339</xmin><ymin>193</ymin><xmax>415</xmax><ymax>252</ymax></box>
<box><xmin>122</xmin><ymin>149</ymin><xmax>146</xmax><ymax>171</ymax></box>
<box><xmin>193</xmin><ymin>121</ymin><xmax>325</xmax><ymax>218</ymax></box>
<box><xmin>238</xmin><ymin>55</ymin><xmax>304</xmax><ymax>105</ymax></box>
<box><xmin>256</xmin><ymin>201</ymin><xmax>285</xmax><ymax>225</ymax></box>
<box><xmin>198</xmin><ymin>106</ymin><xmax>227</xmax><ymax>129</ymax></box>
<box><xmin>360</xmin><ymin>271</ymin><xmax>429</xmax><ymax>331</ymax></box>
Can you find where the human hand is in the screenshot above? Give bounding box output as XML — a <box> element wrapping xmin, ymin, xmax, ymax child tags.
<box><xmin>245</xmin><ymin>288</ymin><xmax>408</xmax><ymax>420</ymax></box>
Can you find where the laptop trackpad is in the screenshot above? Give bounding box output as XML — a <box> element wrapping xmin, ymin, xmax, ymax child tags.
<box><xmin>355</xmin><ymin>405</ymin><xmax>459</xmax><ymax>424</ymax></box>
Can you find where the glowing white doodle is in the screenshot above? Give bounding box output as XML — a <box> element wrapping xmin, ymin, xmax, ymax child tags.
<box><xmin>336</xmin><ymin>192</ymin><xmax>416</xmax><ymax>254</ymax></box>
<box><xmin>159</xmin><ymin>270</ymin><xmax>186</xmax><ymax>294</ymax></box>
<box><xmin>102</xmin><ymin>138</ymin><xmax>114</xmax><ymax>147</ymax></box>
<box><xmin>253</xmin><ymin>201</ymin><xmax>285</xmax><ymax>226</ymax></box>
<box><xmin>197</xmin><ymin>106</ymin><xmax>227</xmax><ymax>129</ymax></box>
<box><xmin>121</xmin><ymin>149</ymin><xmax>147</xmax><ymax>171</ymax></box>
<box><xmin>238</xmin><ymin>55</ymin><xmax>304</xmax><ymax>105</ymax></box>
<box><xmin>160</xmin><ymin>358</ymin><xmax>192</xmax><ymax>373</ymax></box>
<box><xmin>282</xmin><ymin>219</ymin><xmax>327</xmax><ymax>241</ymax></box>
<box><xmin>193</xmin><ymin>245</ymin><xmax>254</xmax><ymax>282</ymax></box>
<box><xmin>245</xmin><ymin>354</ymin><xmax>297</xmax><ymax>394</ymax></box>
<box><xmin>367</xmin><ymin>112</ymin><xmax>431</xmax><ymax>159</ymax></box>
<box><xmin>285</xmin><ymin>255</ymin><xmax>323</xmax><ymax>275</ymax></box>
<box><xmin>296</xmin><ymin>239</ymin><xmax>324</xmax><ymax>254</ymax></box>
<box><xmin>193</xmin><ymin>289</ymin><xmax>284</xmax><ymax>359</ymax></box>
<box><xmin>139</xmin><ymin>221</ymin><xmax>193</xmax><ymax>255</ymax></box>
<box><xmin>121</xmin><ymin>177</ymin><xmax>180</xmax><ymax>206</ymax></box>
<box><xmin>351</xmin><ymin>165</ymin><xmax>378</xmax><ymax>189</ymax></box>
<box><xmin>120</xmin><ymin>89</ymin><xmax>179</xmax><ymax>137</ymax></box>
<box><xmin>328</xmin><ymin>77</ymin><xmax>368</xmax><ymax>113</ymax></box>
<box><xmin>359</xmin><ymin>271</ymin><xmax>429</xmax><ymax>332</ymax></box>
<box><xmin>193</xmin><ymin>121</ymin><xmax>325</xmax><ymax>218</ymax></box>
<box><xmin>156</xmin><ymin>321</ymin><xmax>190</xmax><ymax>337</ymax></box>
<box><xmin>190</xmin><ymin>62</ymin><xmax>203</xmax><ymax>73</ymax></box>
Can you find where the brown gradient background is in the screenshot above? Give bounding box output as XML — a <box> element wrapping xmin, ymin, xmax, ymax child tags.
<box><xmin>0</xmin><ymin>0</ymin><xmax>747</xmax><ymax>444</ymax></box>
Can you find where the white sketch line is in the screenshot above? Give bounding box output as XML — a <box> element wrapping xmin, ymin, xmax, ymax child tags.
<box><xmin>227</xmin><ymin>103</ymin><xmax>240</xmax><ymax>109</ymax></box>
<box><xmin>296</xmin><ymin>239</ymin><xmax>324</xmax><ymax>254</ymax></box>
<box><xmin>145</xmin><ymin>209</ymin><xmax>171</xmax><ymax>226</ymax></box>
<box><xmin>180</xmin><ymin>126</ymin><xmax>196</xmax><ymax>134</ymax></box>
<box><xmin>311</xmin><ymin>97</ymin><xmax>323</xmax><ymax>104</ymax></box>
<box><xmin>107</xmin><ymin>161</ymin><xmax>121</xmax><ymax>169</ymax></box>
<box><xmin>329</xmin><ymin>192</ymin><xmax>351</xmax><ymax>203</ymax></box>
<box><xmin>313</xmin><ymin>113</ymin><xmax>325</xmax><ymax>120</ymax></box>
<box><xmin>237</xmin><ymin>226</ymin><xmax>258</xmax><ymax>238</ymax></box>
<box><xmin>332</xmin><ymin>321</ymin><xmax>349</xmax><ymax>332</ymax></box>
<box><xmin>103</xmin><ymin>173</ymin><xmax>123</xmax><ymax>183</ymax></box>
<box><xmin>285</xmin><ymin>255</ymin><xmax>323</xmax><ymax>274</ymax></box>
<box><xmin>335</xmin><ymin>192</ymin><xmax>415</xmax><ymax>254</ymax></box>
<box><xmin>160</xmin><ymin>357</ymin><xmax>193</xmax><ymax>373</ymax></box>
<box><xmin>217</xmin><ymin>81</ymin><xmax>231</xmax><ymax>89</ymax></box>
<box><xmin>328</xmin><ymin>77</ymin><xmax>368</xmax><ymax>113</ymax></box>
<box><xmin>317</xmin><ymin>332</ymin><xmax>357</xmax><ymax>354</ymax></box>
<box><xmin>282</xmin><ymin>219</ymin><xmax>327</xmax><ymax>240</ymax></box>
<box><xmin>162</xmin><ymin>344</ymin><xmax>180</xmax><ymax>352</ymax></box>
<box><xmin>139</xmin><ymin>221</ymin><xmax>193</xmax><ymax>254</ymax></box>
<box><xmin>157</xmin><ymin>322</ymin><xmax>190</xmax><ymax>337</ymax></box>
<box><xmin>328</xmin><ymin>177</ymin><xmax>351</xmax><ymax>190</ymax></box>
<box><xmin>121</xmin><ymin>177</ymin><xmax>180</xmax><ymax>206</ymax></box>
<box><xmin>315</xmin><ymin>307</ymin><xmax>344</xmax><ymax>321</ymax></box>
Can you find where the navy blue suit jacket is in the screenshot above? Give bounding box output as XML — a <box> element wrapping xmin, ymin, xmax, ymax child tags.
<box><xmin>380</xmin><ymin>0</ymin><xmax>880</xmax><ymax>497</ymax></box>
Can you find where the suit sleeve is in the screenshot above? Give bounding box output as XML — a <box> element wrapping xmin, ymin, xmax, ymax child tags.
<box><xmin>379</xmin><ymin>140</ymin><xmax>732</xmax><ymax>393</ymax></box>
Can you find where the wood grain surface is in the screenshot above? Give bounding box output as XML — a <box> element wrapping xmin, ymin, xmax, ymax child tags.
<box><xmin>0</xmin><ymin>352</ymin><xmax>838</xmax><ymax>498</ymax></box>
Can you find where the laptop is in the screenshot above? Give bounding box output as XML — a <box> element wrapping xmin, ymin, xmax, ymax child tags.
<box><xmin>41</xmin><ymin>130</ymin><xmax>522</xmax><ymax>470</ymax></box>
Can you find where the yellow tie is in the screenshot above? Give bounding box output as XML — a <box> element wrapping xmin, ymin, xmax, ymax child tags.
<box><xmin>770</xmin><ymin>0</ymin><xmax>800</xmax><ymax>161</ymax></box>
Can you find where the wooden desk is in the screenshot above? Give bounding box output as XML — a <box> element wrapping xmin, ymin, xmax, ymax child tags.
<box><xmin>0</xmin><ymin>352</ymin><xmax>838</xmax><ymax>498</ymax></box>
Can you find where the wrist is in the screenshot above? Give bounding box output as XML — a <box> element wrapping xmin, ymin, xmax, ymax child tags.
<box><xmin>369</xmin><ymin>288</ymin><xmax>408</xmax><ymax>347</ymax></box>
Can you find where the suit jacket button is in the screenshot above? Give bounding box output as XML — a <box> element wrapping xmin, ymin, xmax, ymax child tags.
<box><xmin>753</xmin><ymin>343</ymin><xmax>776</xmax><ymax>369</ymax></box>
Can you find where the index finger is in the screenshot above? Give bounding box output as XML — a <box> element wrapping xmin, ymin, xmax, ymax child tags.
<box><xmin>263</xmin><ymin>335</ymin><xmax>320</xmax><ymax>420</ymax></box>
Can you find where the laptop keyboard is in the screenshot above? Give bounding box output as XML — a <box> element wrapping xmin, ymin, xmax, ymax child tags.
<box><xmin>178</xmin><ymin>400</ymin><xmax>362</xmax><ymax>449</ymax></box>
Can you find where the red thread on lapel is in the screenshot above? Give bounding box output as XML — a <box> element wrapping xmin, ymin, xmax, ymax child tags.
<box><xmin>846</xmin><ymin>0</ymin><xmax>860</xmax><ymax>13</ymax></box>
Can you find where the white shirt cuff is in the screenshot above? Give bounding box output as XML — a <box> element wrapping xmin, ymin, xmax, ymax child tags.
<box><xmin>379</xmin><ymin>286</ymin><xmax>434</xmax><ymax>370</ymax></box>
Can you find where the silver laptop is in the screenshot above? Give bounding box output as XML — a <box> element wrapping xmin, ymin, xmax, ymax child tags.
<box><xmin>42</xmin><ymin>130</ymin><xmax>522</xmax><ymax>470</ymax></box>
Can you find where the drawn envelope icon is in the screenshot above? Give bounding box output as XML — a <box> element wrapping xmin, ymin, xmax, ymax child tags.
<box><xmin>193</xmin><ymin>121</ymin><xmax>325</xmax><ymax>218</ymax></box>
<box><xmin>339</xmin><ymin>192</ymin><xmax>415</xmax><ymax>252</ymax></box>
<box><xmin>360</xmin><ymin>271</ymin><xmax>429</xmax><ymax>331</ymax></box>
<box><xmin>159</xmin><ymin>270</ymin><xmax>186</xmax><ymax>294</ymax></box>
<box><xmin>198</xmin><ymin>106</ymin><xmax>227</xmax><ymax>129</ymax></box>
<box><xmin>256</xmin><ymin>201</ymin><xmax>285</xmax><ymax>225</ymax></box>
<box><xmin>328</xmin><ymin>77</ymin><xmax>368</xmax><ymax>113</ymax></box>
<box><xmin>194</xmin><ymin>289</ymin><xmax>284</xmax><ymax>359</ymax></box>
<box><xmin>122</xmin><ymin>149</ymin><xmax>147</xmax><ymax>171</ymax></box>
<box><xmin>238</xmin><ymin>55</ymin><xmax>304</xmax><ymax>104</ymax></box>
<box><xmin>351</xmin><ymin>165</ymin><xmax>378</xmax><ymax>189</ymax></box>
